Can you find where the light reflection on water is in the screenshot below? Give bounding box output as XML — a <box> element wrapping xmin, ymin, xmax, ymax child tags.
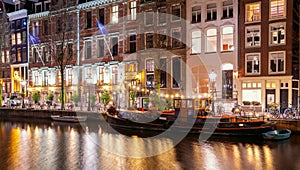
<box><xmin>1</xmin><ymin>118</ymin><xmax>300</xmax><ymax>170</ymax></box>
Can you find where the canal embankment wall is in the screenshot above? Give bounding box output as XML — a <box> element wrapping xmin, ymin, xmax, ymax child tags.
<box><xmin>0</xmin><ymin>108</ymin><xmax>103</xmax><ymax>120</ymax></box>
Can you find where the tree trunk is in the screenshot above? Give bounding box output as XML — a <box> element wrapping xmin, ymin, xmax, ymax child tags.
<box><xmin>61</xmin><ymin>66</ymin><xmax>65</xmax><ymax>110</ymax></box>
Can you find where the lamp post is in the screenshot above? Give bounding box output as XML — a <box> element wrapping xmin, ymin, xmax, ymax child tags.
<box><xmin>209</xmin><ymin>71</ymin><xmax>217</xmax><ymax>114</ymax></box>
<box><xmin>21</xmin><ymin>80</ymin><xmax>26</xmax><ymax>108</ymax></box>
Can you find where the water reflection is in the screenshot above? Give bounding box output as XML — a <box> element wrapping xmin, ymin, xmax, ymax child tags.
<box><xmin>1</xmin><ymin>118</ymin><xmax>300</xmax><ymax>169</ymax></box>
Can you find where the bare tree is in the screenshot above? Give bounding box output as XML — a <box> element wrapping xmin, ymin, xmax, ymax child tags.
<box><xmin>47</xmin><ymin>1</ymin><xmax>77</xmax><ymax>110</ymax></box>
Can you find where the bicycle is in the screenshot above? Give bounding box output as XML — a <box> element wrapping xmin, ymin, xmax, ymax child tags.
<box><xmin>283</xmin><ymin>105</ymin><xmax>298</xmax><ymax>119</ymax></box>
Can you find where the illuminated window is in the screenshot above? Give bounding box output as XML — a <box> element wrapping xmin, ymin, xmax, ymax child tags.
<box><xmin>43</xmin><ymin>71</ymin><xmax>48</xmax><ymax>86</ymax></box>
<box><xmin>146</xmin><ymin>59</ymin><xmax>154</xmax><ymax>88</ymax></box>
<box><xmin>206</xmin><ymin>28</ymin><xmax>217</xmax><ymax>52</ymax></box>
<box><xmin>246</xmin><ymin>26</ymin><xmax>260</xmax><ymax>47</ymax></box>
<box><xmin>221</xmin><ymin>26</ymin><xmax>234</xmax><ymax>51</ymax></box>
<box><xmin>67</xmin><ymin>69</ymin><xmax>72</xmax><ymax>86</ymax></box>
<box><xmin>33</xmin><ymin>21</ymin><xmax>39</xmax><ymax>37</ymax></box>
<box><xmin>269</xmin><ymin>51</ymin><xmax>285</xmax><ymax>73</ymax></box>
<box><xmin>160</xmin><ymin>58</ymin><xmax>167</xmax><ymax>88</ymax></box>
<box><xmin>17</xmin><ymin>33</ymin><xmax>21</xmax><ymax>44</ymax></box>
<box><xmin>111</xmin><ymin>5</ymin><xmax>118</xmax><ymax>23</ymax></box>
<box><xmin>128</xmin><ymin>1</ymin><xmax>137</xmax><ymax>20</ymax></box>
<box><xmin>11</xmin><ymin>34</ymin><xmax>16</xmax><ymax>45</ymax></box>
<box><xmin>245</xmin><ymin>3</ymin><xmax>261</xmax><ymax>22</ymax></box>
<box><xmin>246</xmin><ymin>53</ymin><xmax>260</xmax><ymax>74</ymax></box>
<box><xmin>270</xmin><ymin>22</ymin><xmax>285</xmax><ymax>45</ymax></box>
<box><xmin>99</xmin><ymin>67</ymin><xmax>104</xmax><ymax>84</ymax></box>
<box><xmin>191</xmin><ymin>30</ymin><xmax>201</xmax><ymax>53</ymax></box>
<box><xmin>270</xmin><ymin>0</ymin><xmax>286</xmax><ymax>19</ymax></box>
<box><xmin>112</xmin><ymin>66</ymin><xmax>118</xmax><ymax>85</ymax></box>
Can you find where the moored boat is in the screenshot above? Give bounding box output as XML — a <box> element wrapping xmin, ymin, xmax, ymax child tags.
<box><xmin>51</xmin><ymin>115</ymin><xmax>87</xmax><ymax>123</ymax></box>
<box><xmin>262</xmin><ymin>129</ymin><xmax>291</xmax><ymax>140</ymax></box>
<box><xmin>106</xmin><ymin>110</ymin><xmax>274</xmax><ymax>136</ymax></box>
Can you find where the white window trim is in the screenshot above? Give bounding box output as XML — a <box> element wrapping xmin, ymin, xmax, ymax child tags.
<box><xmin>96</xmin><ymin>38</ymin><xmax>105</xmax><ymax>58</ymax></box>
<box><xmin>245</xmin><ymin>25</ymin><xmax>261</xmax><ymax>48</ymax></box>
<box><xmin>145</xmin><ymin>10</ymin><xmax>154</xmax><ymax>26</ymax></box>
<box><xmin>171</xmin><ymin>56</ymin><xmax>182</xmax><ymax>89</ymax></box>
<box><xmin>128</xmin><ymin>1</ymin><xmax>137</xmax><ymax>21</ymax></box>
<box><xmin>268</xmin><ymin>51</ymin><xmax>286</xmax><ymax>74</ymax></box>
<box><xmin>191</xmin><ymin>29</ymin><xmax>201</xmax><ymax>54</ymax></box>
<box><xmin>84</xmin><ymin>40</ymin><xmax>92</xmax><ymax>59</ymax></box>
<box><xmin>269</xmin><ymin>0</ymin><xmax>286</xmax><ymax>20</ymax></box>
<box><xmin>205</xmin><ymin>28</ymin><xmax>217</xmax><ymax>53</ymax></box>
<box><xmin>111</xmin><ymin>5</ymin><xmax>119</xmax><ymax>23</ymax></box>
<box><xmin>35</xmin><ymin>2</ymin><xmax>42</xmax><ymax>13</ymax></box>
<box><xmin>269</xmin><ymin>22</ymin><xmax>286</xmax><ymax>46</ymax></box>
<box><xmin>206</xmin><ymin>2</ymin><xmax>217</xmax><ymax>21</ymax></box>
<box><xmin>191</xmin><ymin>5</ymin><xmax>201</xmax><ymax>23</ymax></box>
<box><xmin>220</xmin><ymin>25</ymin><xmax>234</xmax><ymax>52</ymax></box>
<box><xmin>245</xmin><ymin>2</ymin><xmax>261</xmax><ymax>23</ymax></box>
<box><xmin>44</xmin><ymin>1</ymin><xmax>50</xmax><ymax>11</ymax></box>
<box><xmin>245</xmin><ymin>53</ymin><xmax>261</xmax><ymax>75</ymax></box>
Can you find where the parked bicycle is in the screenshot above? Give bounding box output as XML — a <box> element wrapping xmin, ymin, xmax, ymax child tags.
<box><xmin>283</xmin><ymin>105</ymin><xmax>299</xmax><ymax>119</ymax></box>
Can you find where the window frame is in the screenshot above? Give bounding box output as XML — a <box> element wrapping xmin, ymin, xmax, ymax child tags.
<box><xmin>84</xmin><ymin>40</ymin><xmax>92</xmax><ymax>59</ymax></box>
<box><xmin>205</xmin><ymin>28</ymin><xmax>217</xmax><ymax>53</ymax></box>
<box><xmin>171</xmin><ymin>27</ymin><xmax>181</xmax><ymax>48</ymax></box>
<box><xmin>269</xmin><ymin>22</ymin><xmax>286</xmax><ymax>46</ymax></box>
<box><xmin>245</xmin><ymin>25</ymin><xmax>261</xmax><ymax>48</ymax></box>
<box><xmin>191</xmin><ymin>5</ymin><xmax>201</xmax><ymax>23</ymax></box>
<box><xmin>191</xmin><ymin>30</ymin><xmax>201</xmax><ymax>54</ymax></box>
<box><xmin>110</xmin><ymin>36</ymin><xmax>119</xmax><ymax>56</ymax></box>
<box><xmin>222</xmin><ymin>0</ymin><xmax>233</xmax><ymax>19</ymax></box>
<box><xmin>245</xmin><ymin>2</ymin><xmax>261</xmax><ymax>22</ymax></box>
<box><xmin>171</xmin><ymin>56</ymin><xmax>182</xmax><ymax>89</ymax></box>
<box><xmin>111</xmin><ymin>5</ymin><xmax>119</xmax><ymax>23</ymax></box>
<box><xmin>220</xmin><ymin>25</ymin><xmax>234</xmax><ymax>52</ymax></box>
<box><xmin>206</xmin><ymin>3</ymin><xmax>217</xmax><ymax>21</ymax></box>
<box><xmin>245</xmin><ymin>53</ymin><xmax>261</xmax><ymax>75</ymax></box>
<box><xmin>171</xmin><ymin>4</ymin><xmax>181</xmax><ymax>22</ymax></box>
<box><xmin>97</xmin><ymin>38</ymin><xmax>105</xmax><ymax>58</ymax></box>
<box><xmin>128</xmin><ymin>1</ymin><xmax>137</xmax><ymax>21</ymax></box>
<box><xmin>269</xmin><ymin>51</ymin><xmax>285</xmax><ymax>74</ymax></box>
<box><xmin>269</xmin><ymin>0</ymin><xmax>286</xmax><ymax>20</ymax></box>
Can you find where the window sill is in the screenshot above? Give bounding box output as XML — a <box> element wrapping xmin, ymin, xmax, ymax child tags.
<box><xmin>245</xmin><ymin>21</ymin><xmax>261</xmax><ymax>24</ymax></box>
<box><xmin>245</xmin><ymin>73</ymin><xmax>261</xmax><ymax>76</ymax></box>
<box><xmin>220</xmin><ymin>50</ymin><xmax>234</xmax><ymax>53</ymax></box>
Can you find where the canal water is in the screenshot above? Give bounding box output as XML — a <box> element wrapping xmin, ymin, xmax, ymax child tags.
<box><xmin>1</xmin><ymin>118</ymin><xmax>300</xmax><ymax>170</ymax></box>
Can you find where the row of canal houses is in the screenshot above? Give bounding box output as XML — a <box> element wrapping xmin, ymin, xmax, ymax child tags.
<box><xmin>0</xmin><ymin>0</ymin><xmax>299</xmax><ymax>112</ymax></box>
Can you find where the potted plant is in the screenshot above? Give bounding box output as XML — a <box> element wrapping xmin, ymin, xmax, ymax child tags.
<box><xmin>100</xmin><ymin>92</ymin><xmax>110</xmax><ymax>106</ymax></box>
<box><xmin>32</xmin><ymin>91</ymin><xmax>40</xmax><ymax>104</ymax></box>
<box><xmin>242</xmin><ymin>101</ymin><xmax>251</xmax><ymax>105</ymax></box>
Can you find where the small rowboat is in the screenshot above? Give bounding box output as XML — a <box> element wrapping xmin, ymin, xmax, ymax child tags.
<box><xmin>262</xmin><ymin>129</ymin><xmax>291</xmax><ymax>140</ymax></box>
<box><xmin>51</xmin><ymin>115</ymin><xmax>87</xmax><ymax>123</ymax></box>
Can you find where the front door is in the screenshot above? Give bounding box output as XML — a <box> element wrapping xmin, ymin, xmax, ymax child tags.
<box><xmin>280</xmin><ymin>89</ymin><xmax>288</xmax><ymax>112</ymax></box>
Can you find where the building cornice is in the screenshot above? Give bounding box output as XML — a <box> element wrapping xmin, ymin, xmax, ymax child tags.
<box><xmin>7</xmin><ymin>9</ymin><xmax>27</xmax><ymax>21</ymax></box>
<box><xmin>77</xmin><ymin>0</ymin><xmax>120</xmax><ymax>10</ymax></box>
<box><xmin>28</xmin><ymin>11</ymin><xmax>49</xmax><ymax>20</ymax></box>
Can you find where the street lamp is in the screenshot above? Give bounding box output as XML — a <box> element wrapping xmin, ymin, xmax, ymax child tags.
<box><xmin>209</xmin><ymin>71</ymin><xmax>217</xmax><ymax>114</ymax></box>
<box><xmin>21</xmin><ymin>80</ymin><xmax>27</xmax><ymax>108</ymax></box>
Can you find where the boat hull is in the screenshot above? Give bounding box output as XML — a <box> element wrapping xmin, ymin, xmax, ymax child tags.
<box><xmin>262</xmin><ymin>129</ymin><xmax>291</xmax><ymax>140</ymax></box>
<box><xmin>51</xmin><ymin>115</ymin><xmax>87</xmax><ymax>123</ymax></box>
<box><xmin>106</xmin><ymin>114</ymin><xmax>274</xmax><ymax>136</ymax></box>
